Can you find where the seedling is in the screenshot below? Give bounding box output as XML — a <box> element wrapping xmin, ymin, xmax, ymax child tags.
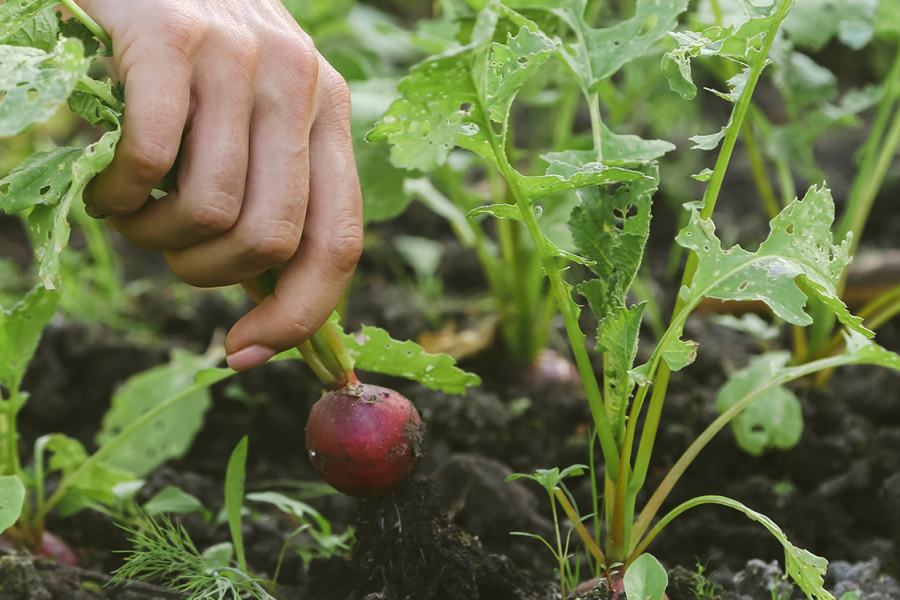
<box><xmin>368</xmin><ymin>0</ymin><xmax>900</xmax><ymax>597</ymax></box>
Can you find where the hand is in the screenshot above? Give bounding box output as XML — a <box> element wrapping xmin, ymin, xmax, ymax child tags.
<box><xmin>79</xmin><ymin>0</ymin><xmax>364</xmax><ymax>371</ymax></box>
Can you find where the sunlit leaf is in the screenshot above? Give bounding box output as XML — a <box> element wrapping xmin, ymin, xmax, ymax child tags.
<box><xmin>624</xmin><ymin>553</ymin><xmax>668</xmax><ymax>600</ymax></box>
<box><xmin>0</xmin><ymin>0</ymin><xmax>56</xmax><ymax>44</ymax></box>
<box><xmin>677</xmin><ymin>185</ymin><xmax>870</xmax><ymax>337</ymax></box>
<box><xmin>0</xmin><ymin>39</ymin><xmax>90</xmax><ymax>136</ymax></box>
<box><xmin>341</xmin><ymin>325</ymin><xmax>480</xmax><ymax>394</ymax></box>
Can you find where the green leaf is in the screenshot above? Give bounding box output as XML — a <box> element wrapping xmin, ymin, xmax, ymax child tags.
<box><xmin>0</xmin><ymin>38</ymin><xmax>91</xmax><ymax>136</ymax></box>
<box><xmin>6</xmin><ymin>7</ymin><xmax>58</xmax><ymax>52</ymax></box>
<box><xmin>43</xmin><ymin>434</ymin><xmax>135</xmax><ymax>508</ymax></box>
<box><xmin>0</xmin><ymin>147</ymin><xmax>82</xmax><ymax>214</ymax></box>
<box><xmin>394</xmin><ymin>235</ymin><xmax>444</xmax><ymax>279</ymax></box>
<box><xmin>0</xmin><ymin>475</ymin><xmax>25</xmax><ymax>534</ymax></box>
<box><xmin>537</xmin><ymin>0</ymin><xmax>689</xmax><ymax>92</ymax></box>
<box><xmin>0</xmin><ymin>286</ymin><xmax>57</xmax><ymax>397</ymax></box>
<box><xmin>38</xmin><ymin>126</ymin><xmax>120</xmax><ymax>290</ymax></box>
<box><xmin>95</xmin><ymin>349</ymin><xmax>220</xmax><ymax>476</ymax></box>
<box><xmin>143</xmin><ymin>486</ymin><xmax>205</xmax><ymax>516</ymax></box>
<box><xmin>514</xmin><ymin>157</ymin><xmax>646</xmax><ymax>201</ymax></box>
<box><xmin>598</xmin><ymin>303</ymin><xmax>645</xmax><ymax>426</ymax></box>
<box><xmin>405</xmin><ymin>178</ymin><xmax>478</xmax><ymax>247</ymax></box>
<box><xmin>225</xmin><ymin>437</ymin><xmax>249</xmax><ymax>574</ymax></box>
<box><xmin>662</xmin><ymin>13</ymin><xmax>780</xmax><ymax>101</ymax></box>
<box><xmin>341</xmin><ymin>325</ymin><xmax>481</xmax><ymax>394</ymax></box>
<box><xmin>677</xmin><ymin>185</ymin><xmax>871</xmax><ymax>338</ymax></box>
<box><xmin>245</xmin><ymin>491</ymin><xmax>329</xmax><ymax>531</ymax></box>
<box><xmin>543</xmin><ymin>124</ymin><xmax>674</xmax><ymax>167</ymax></box>
<box><xmin>0</xmin><ymin>0</ymin><xmax>56</xmax><ymax>44</ymax></box>
<box><xmin>484</xmin><ymin>24</ymin><xmax>559</xmax><ymax>122</ymax></box>
<box><xmin>624</xmin><ymin>553</ymin><xmax>668</xmax><ymax>600</ymax></box>
<box><xmin>569</xmin><ymin>164</ymin><xmax>658</xmax><ymax>318</ymax></box>
<box><xmin>717</xmin><ymin>352</ymin><xmax>803</xmax><ymax>456</ymax></box>
<box><xmin>661</xmin><ymin>337</ymin><xmax>699</xmax><ymax>372</ymax></box>
<box><xmin>67</xmin><ymin>91</ymin><xmax>120</xmax><ymax>129</ymax></box>
<box><xmin>783</xmin><ymin>0</ymin><xmax>876</xmax><ymax>51</ymax></box>
<box><xmin>58</xmin><ymin>17</ymin><xmax>101</xmax><ymax>56</ymax></box>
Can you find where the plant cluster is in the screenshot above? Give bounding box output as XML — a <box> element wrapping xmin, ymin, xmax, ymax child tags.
<box><xmin>2</xmin><ymin>0</ymin><xmax>900</xmax><ymax>598</ymax></box>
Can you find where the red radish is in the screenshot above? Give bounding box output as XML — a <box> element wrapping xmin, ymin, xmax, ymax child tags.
<box><xmin>306</xmin><ymin>383</ymin><xmax>425</xmax><ymax>498</ymax></box>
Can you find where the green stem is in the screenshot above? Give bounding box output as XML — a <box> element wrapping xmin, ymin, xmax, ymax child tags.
<box><xmin>467</xmin><ymin>71</ymin><xmax>620</xmax><ymax>471</ymax></box>
<box><xmin>76</xmin><ymin>75</ymin><xmax>123</xmax><ymax>112</ymax></box>
<box><xmin>627</xmin><ymin>0</ymin><xmax>793</xmax><ymax>498</ymax></box>
<box><xmin>4</xmin><ymin>390</ymin><xmax>22</xmax><ymax>478</ymax></box>
<box><xmin>629</xmin><ymin>351</ymin><xmax>869</xmax><ymax>553</ymax></box>
<box><xmin>837</xmin><ymin>42</ymin><xmax>900</xmax><ymax>255</ymax></box>
<box><xmin>551</xmin><ymin>493</ymin><xmax>566</xmax><ymax>599</ymax></box>
<box><xmin>555</xmin><ymin>486</ymin><xmax>605</xmax><ymax>565</ymax></box>
<box><xmin>589</xmin><ymin>92</ymin><xmax>604</xmax><ymax>162</ymax></box>
<box><xmin>247</xmin><ymin>269</ymin><xmax>356</xmax><ymax>388</ymax></box>
<box><xmin>552</xmin><ymin>86</ymin><xmax>580</xmax><ymax>151</ymax></box>
<box><xmin>741</xmin><ymin>119</ymin><xmax>781</xmax><ymax>220</ymax></box>
<box><xmin>60</xmin><ymin>0</ymin><xmax>113</xmax><ymax>49</ymax></box>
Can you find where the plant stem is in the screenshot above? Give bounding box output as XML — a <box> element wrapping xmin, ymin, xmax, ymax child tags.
<box><xmin>627</xmin><ymin>0</ymin><xmax>793</xmax><ymax>499</ymax></box>
<box><xmin>555</xmin><ymin>486</ymin><xmax>605</xmax><ymax>565</ymax></box>
<box><xmin>628</xmin><ymin>351</ymin><xmax>867</xmax><ymax>554</ymax></box>
<box><xmin>741</xmin><ymin>120</ymin><xmax>781</xmax><ymax>220</ymax></box>
<box><xmin>589</xmin><ymin>92</ymin><xmax>604</xmax><ymax>162</ymax></box>
<box><xmin>474</xmin><ymin>92</ymin><xmax>621</xmax><ymax>476</ymax></box>
<box><xmin>60</xmin><ymin>0</ymin><xmax>113</xmax><ymax>49</ymax></box>
<box><xmin>551</xmin><ymin>493</ymin><xmax>566</xmax><ymax>599</ymax></box>
<box><xmin>245</xmin><ymin>268</ymin><xmax>356</xmax><ymax>388</ymax></box>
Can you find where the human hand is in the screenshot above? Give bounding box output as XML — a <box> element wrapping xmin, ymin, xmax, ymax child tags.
<box><xmin>78</xmin><ymin>0</ymin><xmax>363</xmax><ymax>372</ymax></box>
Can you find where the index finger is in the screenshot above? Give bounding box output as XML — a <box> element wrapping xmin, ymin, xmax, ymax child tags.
<box><xmin>83</xmin><ymin>39</ymin><xmax>192</xmax><ymax>217</ymax></box>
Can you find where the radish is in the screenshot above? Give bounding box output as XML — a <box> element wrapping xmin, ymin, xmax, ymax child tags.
<box><xmin>306</xmin><ymin>384</ymin><xmax>425</xmax><ymax>498</ymax></box>
<box><xmin>242</xmin><ymin>269</ymin><xmax>427</xmax><ymax>498</ymax></box>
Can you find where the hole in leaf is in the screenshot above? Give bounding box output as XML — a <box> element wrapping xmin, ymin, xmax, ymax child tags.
<box><xmin>517</xmin><ymin>56</ymin><xmax>528</xmax><ymax>65</ymax></box>
<box><xmin>738</xmin><ymin>281</ymin><xmax>749</xmax><ymax>291</ymax></box>
<box><xmin>0</xmin><ymin>182</ymin><xmax>9</xmax><ymax>196</ymax></box>
<box><xmin>786</xmin><ymin>223</ymin><xmax>794</xmax><ymax>234</ymax></box>
<box><xmin>27</xmin><ymin>88</ymin><xmax>39</xmax><ymax>102</ymax></box>
<box><xmin>460</xmin><ymin>102</ymin><xmax>472</xmax><ymax>113</ymax></box>
<box><xmin>39</xmin><ymin>185</ymin><xmax>50</xmax><ymax>195</ymax></box>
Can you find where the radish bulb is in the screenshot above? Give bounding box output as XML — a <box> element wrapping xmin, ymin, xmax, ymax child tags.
<box><xmin>306</xmin><ymin>384</ymin><xmax>425</xmax><ymax>498</ymax></box>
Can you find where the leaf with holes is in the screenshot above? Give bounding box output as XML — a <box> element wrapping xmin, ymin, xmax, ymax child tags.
<box><xmin>717</xmin><ymin>352</ymin><xmax>803</xmax><ymax>455</ymax></box>
<box><xmin>95</xmin><ymin>349</ymin><xmax>222</xmax><ymax>476</ymax></box>
<box><xmin>676</xmin><ymin>185</ymin><xmax>870</xmax><ymax>338</ymax></box>
<box><xmin>368</xmin><ymin>12</ymin><xmax>556</xmax><ymax>172</ymax></box>
<box><xmin>0</xmin><ymin>38</ymin><xmax>91</xmax><ymax>136</ymax></box>
<box><xmin>529</xmin><ymin>0</ymin><xmax>689</xmax><ymax>93</ymax></box>
<box><xmin>0</xmin><ymin>147</ymin><xmax>81</xmax><ymax>214</ymax></box>
<box><xmin>341</xmin><ymin>325</ymin><xmax>481</xmax><ymax>394</ymax></box>
<box><xmin>6</xmin><ymin>7</ymin><xmax>58</xmax><ymax>52</ymax></box>
<box><xmin>0</xmin><ymin>285</ymin><xmax>58</xmax><ymax>401</ymax></box>
<box><xmin>29</xmin><ymin>122</ymin><xmax>121</xmax><ymax>290</ymax></box>
<box><xmin>569</xmin><ymin>164</ymin><xmax>658</xmax><ymax>318</ymax></box>
<box><xmin>0</xmin><ymin>0</ymin><xmax>57</xmax><ymax>44</ymax></box>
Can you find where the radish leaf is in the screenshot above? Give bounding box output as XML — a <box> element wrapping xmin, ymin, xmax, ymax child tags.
<box><xmin>342</xmin><ymin>325</ymin><xmax>481</xmax><ymax>394</ymax></box>
<box><xmin>0</xmin><ymin>286</ymin><xmax>58</xmax><ymax>400</ymax></box>
<box><xmin>717</xmin><ymin>352</ymin><xmax>803</xmax><ymax>455</ymax></box>
<box><xmin>0</xmin><ymin>476</ymin><xmax>25</xmax><ymax>534</ymax></box>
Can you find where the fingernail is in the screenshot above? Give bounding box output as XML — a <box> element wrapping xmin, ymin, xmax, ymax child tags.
<box><xmin>226</xmin><ymin>345</ymin><xmax>277</xmax><ymax>371</ymax></box>
<box><xmin>84</xmin><ymin>203</ymin><xmax>107</xmax><ymax>219</ymax></box>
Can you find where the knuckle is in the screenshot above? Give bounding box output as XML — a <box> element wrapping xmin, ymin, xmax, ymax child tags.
<box><xmin>186</xmin><ymin>191</ymin><xmax>240</xmax><ymax>237</ymax></box>
<box><xmin>245</xmin><ymin>220</ymin><xmax>302</xmax><ymax>267</ymax></box>
<box><xmin>124</xmin><ymin>139</ymin><xmax>176</xmax><ymax>184</ymax></box>
<box><xmin>323</xmin><ymin>221</ymin><xmax>364</xmax><ymax>274</ymax></box>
